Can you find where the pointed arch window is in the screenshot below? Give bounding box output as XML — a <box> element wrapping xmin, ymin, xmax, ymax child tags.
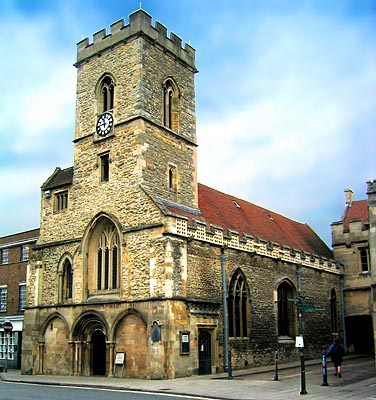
<box><xmin>228</xmin><ymin>269</ymin><xmax>250</xmax><ymax>338</ymax></box>
<box><xmin>98</xmin><ymin>75</ymin><xmax>114</xmax><ymax>114</ymax></box>
<box><xmin>163</xmin><ymin>78</ymin><xmax>179</xmax><ymax>131</ymax></box>
<box><xmin>97</xmin><ymin>225</ymin><xmax>119</xmax><ymax>291</ymax></box>
<box><xmin>330</xmin><ymin>288</ymin><xmax>338</xmax><ymax>333</ymax></box>
<box><xmin>277</xmin><ymin>281</ymin><xmax>296</xmax><ymax>337</ymax></box>
<box><xmin>59</xmin><ymin>258</ymin><xmax>73</xmax><ymax>302</ymax></box>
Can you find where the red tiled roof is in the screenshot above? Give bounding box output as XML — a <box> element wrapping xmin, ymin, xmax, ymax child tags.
<box><xmin>167</xmin><ymin>184</ymin><xmax>332</xmax><ymax>258</ymax></box>
<box><xmin>342</xmin><ymin>200</ymin><xmax>368</xmax><ymax>230</ymax></box>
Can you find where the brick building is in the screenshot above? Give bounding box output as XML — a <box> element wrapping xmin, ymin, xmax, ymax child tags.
<box><xmin>331</xmin><ymin>180</ymin><xmax>376</xmax><ymax>354</ymax></box>
<box><xmin>0</xmin><ymin>229</ymin><xmax>39</xmax><ymax>368</ymax></box>
<box><xmin>22</xmin><ymin>10</ymin><xmax>342</xmax><ymax>378</ymax></box>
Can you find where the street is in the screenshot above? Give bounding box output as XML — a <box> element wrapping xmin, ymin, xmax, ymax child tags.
<box><xmin>0</xmin><ymin>380</ymin><xmax>217</xmax><ymax>400</ymax></box>
<box><xmin>238</xmin><ymin>356</ymin><xmax>375</xmax><ymax>388</ymax></box>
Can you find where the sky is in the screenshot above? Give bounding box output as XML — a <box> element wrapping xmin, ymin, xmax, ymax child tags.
<box><xmin>0</xmin><ymin>0</ymin><xmax>375</xmax><ymax>247</ymax></box>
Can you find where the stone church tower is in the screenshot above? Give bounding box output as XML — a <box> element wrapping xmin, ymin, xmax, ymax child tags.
<box><xmin>22</xmin><ymin>9</ymin><xmax>341</xmax><ymax>379</ymax></box>
<box><xmin>23</xmin><ymin>10</ymin><xmax>201</xmax><ymax>379</ymax></box>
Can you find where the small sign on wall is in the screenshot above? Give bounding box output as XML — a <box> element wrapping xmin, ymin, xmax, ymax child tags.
<box><xmin>115</xmin><ymin>352</ymin><xmax>125</xmax><ymax>365</ymax></box>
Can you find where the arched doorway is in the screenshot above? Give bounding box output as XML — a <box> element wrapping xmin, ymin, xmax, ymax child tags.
<box><xmin>91</xmin><ymin>330</ymin><xmax>106</xmax><ymax>375</ymax></box>
<box><xmin>72</xmin><ymin>311</ymin><xmax>109</xmax><ymax>376</ymax></box>
<box><xmin>198</xmin><ymin>330</ymin><xmax>211</xmax><ymax>375</ymax></box>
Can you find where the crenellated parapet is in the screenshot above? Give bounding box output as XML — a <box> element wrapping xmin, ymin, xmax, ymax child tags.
<box><xmin>174</xmin><ymin>216</ymin><xmax>340</xmax><ymax>274</ymax></box>
<box><xmin>331</xmin><ymin>219</ymin><xmax>368</xmax><ymax>246</ymax></box>
<box><xmin>76</xmin><ymin>9</ymin><xmax>196</xmax><ymax>69</ymax></box>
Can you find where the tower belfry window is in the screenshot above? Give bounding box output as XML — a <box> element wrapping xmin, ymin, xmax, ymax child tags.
<box><xmin>98</xmin><ymin>75</ymin><xmax>114</xmax><ymax>113</ymax></box>
<box><xmin>163</xmin><ymin>78</ymin><xmax>179</xmax><ymax>131</ymax></box>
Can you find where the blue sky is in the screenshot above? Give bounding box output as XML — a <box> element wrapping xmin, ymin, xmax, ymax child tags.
<box><xmin>0</xmin><ymin>0</ymin><xmax>375</xmax><ymax>247</ymax></box>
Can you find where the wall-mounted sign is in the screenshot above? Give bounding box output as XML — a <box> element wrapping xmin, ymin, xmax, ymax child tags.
<box><xmin>115</xmin><ymin>352</ymin><xmax>125</xmax><ymax>365</ymax></box>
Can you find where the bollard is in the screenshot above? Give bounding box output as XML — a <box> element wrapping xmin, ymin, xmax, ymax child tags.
<box><xmin>227</xmin><ymin>350</ymin><xmax>233</xmax><ymax>380</ymax></box>
<box><xmin>273</xmin><ymin>351</ymin><xmax>279</xmax><ymax>381</ymax></box>
<box><xmin>321</xmin><ymin>351</ymin><xmax>329</xmax><ymax>386</ymax></box>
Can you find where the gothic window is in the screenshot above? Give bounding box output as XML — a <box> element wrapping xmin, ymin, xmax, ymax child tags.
<box><xmin>330</xmin><ymin>288</ymin><xmax>338</xmax><ymax>333</ymax></box>
<box><xmin>98</xmin><ymin>75</ymin><xmax>114</xmax><ymax>113</ymax></box>
<box><xmin>100</xmin><ymin>153</ymin><xmax>110</xmax><ymax>182</ymax></box>
<box><xmin>59</xmin><ymin>258</ymin><xmax>73</xmax><ymax>302</ymax></box>
<box><xmin>277</xmin><ymin>280</ymin><xmax>296</xmax><ymax>337</ymax></box>
<box><xmin>96</xmin><ymin>225</ymin><xmax>119</xmax><ymax>291</ymax></box>
<box><xmin>228</xmin><ymin>269</ymin><xmax>250</xmax><ymax>338</ymax></box>
<box><xmin>168</xmin><ymin>164</ymin><xmax>178</xmax><ymax>191</ymax></box>
<box><xmin>360</xmin><ymin>248</ymin><xmax>369</xmax><ymax>272</ymax></box>
<box><xmin>163</xmin><ymin>78</ymin><xmax>179</xmax><ymax>131</ymax></box>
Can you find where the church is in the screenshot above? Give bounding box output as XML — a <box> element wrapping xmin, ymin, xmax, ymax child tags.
<box><xmin>22</xmin><ymin>10</ymin><xmax>341</xmax><ymax>379</ymax></box>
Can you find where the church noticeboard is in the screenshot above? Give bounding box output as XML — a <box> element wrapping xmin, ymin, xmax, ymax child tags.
<box><xmin>115</xmin><ymin>352</ymin><xmax>125</xmax><ymax>365</ymax></box>
<box><xmin>180</xmin><ymin>331</ymin><xmax>190</xmax><ymax>355</ymax></box>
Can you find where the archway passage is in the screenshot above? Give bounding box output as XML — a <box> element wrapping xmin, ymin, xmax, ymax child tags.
<box><xmin>346</xmin><ymin>315</ymin><xmax>374</xmax><ymax>354</ymax></box>
<box><xmin>91</xmin><ymin>330</ymin><xmax>106</xmax><ymax>375</ymax></box>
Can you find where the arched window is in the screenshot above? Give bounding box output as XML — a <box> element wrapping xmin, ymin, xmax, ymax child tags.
<box><xmin>168</xmin><ymin>164</ymin><xmax>178</xmax><ymax>191</ymax></box>
<box><xmin>98</xmin><ymin>75</ymin><xmax>114</xmax><ymax>114</ymax></box>
<box><xmin>59</xmin><ymin>258</ymin><xmax>73</xmax><ymax>302</ymax></box>
<box><xmin>330</xmin><ymin>288</ymin><xmax>338</xmax><ymax>333</ymax></box>
<box><xmin>228</xmin><ymin>269</ymin><xmax>250</xmax><ymax>338</ymax></box>
<box><xmin>97</xmin><ymin>224</ymin><xmax>119</xmax><ymax>291</ymax></box>
<box><xmin>163</xmin><ymin>78</ymin><xmax>179</xmax><ymax>131</ymax></box>
<box><xmin>277</xmin><ymin>280</ymin><xmax>296</xmax><ymax>337</ymax></box>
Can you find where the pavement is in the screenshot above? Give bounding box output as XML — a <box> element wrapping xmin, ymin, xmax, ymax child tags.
<box><xmin>1</xmin><ymin>356</ymin><xmax>376</xmax><ymax>400</ymax></box>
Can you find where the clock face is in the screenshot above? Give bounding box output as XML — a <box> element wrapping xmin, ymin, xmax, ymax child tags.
<box><xmin>96</xmin><ymin>112</ymin><xmax>113</xmax><ymax>137</ymax></box>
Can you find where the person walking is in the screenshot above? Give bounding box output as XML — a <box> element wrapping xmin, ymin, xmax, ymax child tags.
<box><xmin>327</xmin><ymin>339</ymin><xmax>345</xmax><ymax>377</ymax></box>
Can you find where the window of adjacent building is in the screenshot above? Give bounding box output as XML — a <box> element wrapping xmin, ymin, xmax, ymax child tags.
<box><xmin>228</xmin><ymin>269</ymin><xmax>250</xmax><ymax>338</ymax></box>
<box><xmin>0</xmin><ymin>286</ymin><xmax>7</xmax><ymax>312</ymax></box>
<box><xmin>360</xmin><ymin>248</ymin><xmax>369</xmax><ymax>272</ymax></box>
<box><xmin>21</xmin><ymin>245</ymin><xmax>29</xmax><ymax>262</ymax></box>
<box><xmin>97</xmin><ymin>224</ymin><xmax>119</xmax><ymax>291</ymax></box>
<box><xmin>277</xmin><ymin>281</ymin><xmax>296</xmax><ymax>337</ymax></box>
<box><xmin>54</xmin><ymin>190</ymin><xmax>68</xmax><ymax>212</ymax></box>
<box><xmin>97</xmin><ymin>75</ymin><xmax>114</xmax><ymax>114</ymax></box>
<box><xmin>168</xmin><ymin>164</ymin><xmax>178</xmax><ymax>191</ymax></box>
<box><xmin>330</xmin><ymin>288</ymin><xmax>338</xmax><ymax>334</ymax></box>
<box><xmin>163</xmin><ymin>78</ymin><xmax>179</xmax><ymax>131</ymax></box>
<box><xmin>19</xmin><ymin>283</ymin><xmax>26</xmax><ymax>311</ymax></box>
<box><xmin>0</xmin><ymin>331</ymin><xmax>15</xmax><ymax>360</ymax></box>
<box><xmin>1</xmin><ymin>249</ymin><xmax>9</xmax><ymax>265</ymax></box>
<box><xmin>100</xmin><ymin>153</ymin><xmax>110</xmax><ymax>182</ymax></box>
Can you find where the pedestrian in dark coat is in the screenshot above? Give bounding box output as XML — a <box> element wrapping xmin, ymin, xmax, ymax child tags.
<box><xmin>327</xmin><ymin>339</ymin><xmax>345</xmax><ymax>377</ymax></box>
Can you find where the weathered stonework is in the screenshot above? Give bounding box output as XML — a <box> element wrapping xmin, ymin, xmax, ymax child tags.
<box><xmin>22</xmin><ymin>9</ymin><xmax>342</xmax><ymax>380</ymax></box>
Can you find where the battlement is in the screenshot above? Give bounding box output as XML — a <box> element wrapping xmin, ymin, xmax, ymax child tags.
<box><xmin>76</xmin><ymin>9</ymin><xmax>196</xmax><ymax>69</ymax></box>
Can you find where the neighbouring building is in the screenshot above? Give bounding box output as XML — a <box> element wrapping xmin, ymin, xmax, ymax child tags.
<box><xmin>0</xmin><ymin>229</ymin><xmax>39</xmax><ymax>368</ymax></box>
<box><xmin>22</xmin><ymin>10</ymin><xmax>342</xmax><ymax>379</ymax></box>
<box><xmin>331</xmin><ymin>180</ymin><xmax>376</xmax><ymax>355</ymax></box>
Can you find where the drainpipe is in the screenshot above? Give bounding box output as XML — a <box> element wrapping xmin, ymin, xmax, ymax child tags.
<box><xmin>339</xmin><ymin>274</ymin><xmax>347</xmax><ymax>353</ymax></box>
<box><xmin>220</xmin><ymin>247</ymin><xmax>230</xmax><ymax>376</ymax></box>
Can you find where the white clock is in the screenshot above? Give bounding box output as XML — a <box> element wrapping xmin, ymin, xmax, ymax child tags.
<box><xmin>96</xmin><ymin>112</ymin><xmax>113</xmax><ymax>137</ymax></box>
